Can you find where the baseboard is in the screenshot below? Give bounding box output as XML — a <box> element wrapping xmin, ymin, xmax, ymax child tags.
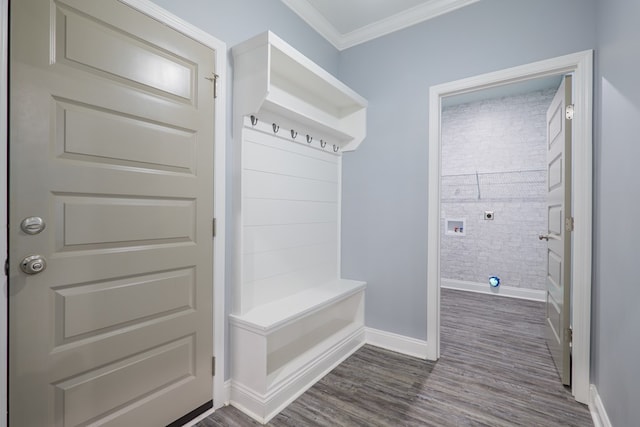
<box><xmin>222</xmin><ymin>380</ymin><xmax>231</xmax><ymax>406</ymax></box>
<box><xmin>230</xmin><ymin>327</ymin><xmax>366</xmax><ymax>424</ymax></box>
<box><xmin>589</xmin><ymin>385</ymin><xmax>612</xmax><ymax>427</ymax></box>
<box><xmin>365</xmin><ymin>327</ymin><xmax>428</xmax><ymax>359</ymax></box>
<box><xmin>441</xmin><ymin>278</ymin><xmax>546</xmax><ymax>302</ymax></box>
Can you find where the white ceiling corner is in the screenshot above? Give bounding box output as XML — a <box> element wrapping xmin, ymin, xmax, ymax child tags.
<box><xmin>280</xmin><ymin>0</ymin><xmax>480</xmax><ymax>50</ymax></box>
<box><xmin>280</xmin><ymin>0</ymin><xmax>344</xmax><ymax>48</ymax></box>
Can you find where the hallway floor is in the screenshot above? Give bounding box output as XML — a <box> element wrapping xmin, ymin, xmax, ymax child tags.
<box><xmin>197</xmin><ymin>289</ymin><xmax>593</xmax><ymax>426</ymax></box>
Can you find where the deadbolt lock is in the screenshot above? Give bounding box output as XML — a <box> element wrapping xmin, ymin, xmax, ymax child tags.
<box><xmin>20</xmin><ymin>217</ymin><xmax>46</xmax><ymax>235</ymax></box>
<box><xmin>20</xmin><ymin>255</ymin><xmax>47</xmax><ymax>275</ymax></box>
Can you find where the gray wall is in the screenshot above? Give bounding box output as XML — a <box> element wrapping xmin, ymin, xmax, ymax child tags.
<box><xmin>145</xmin><ymin>4</ymin><xmax>640</xmax><ymax>423</ymax></box>
<box><xmin>339</xmin><ymin>0</ymin><xmax>597</xmax><ymax>339</ymax></box>
<box><xmin>150</xmin><ymin>0</ymin><xmax>339</xmax><ymax>73</ymax></box>
<box><xmin>440</xmin><ymin>90</ymin><xmax>554</xmax><ymax>290</ymax></box>
<box><xmin>149</xmin><ymin>0</ymin><xmax>341</xmax><ymax>378</ymax></box>
<box><xmin>593</xmin><ymin>0</ymin><xmax>640</xmax><ymax>424</ymax></box>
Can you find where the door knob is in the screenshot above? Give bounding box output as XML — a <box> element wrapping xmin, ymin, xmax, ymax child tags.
<box><xmin>538</xmin><ymin>234</ymin><xmax>551</xmax><ymax>241</ymax></box>
<box><xmin>20</xmin><ymin>255</ymin><xmax>47</xmax><ymax>275</ymax></box>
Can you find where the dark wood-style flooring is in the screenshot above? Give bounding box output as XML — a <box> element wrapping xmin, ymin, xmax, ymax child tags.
<box><xmin>197</xmin><ymin>289</ymin><xmax>592</xmax><ymax>426</ymax></box>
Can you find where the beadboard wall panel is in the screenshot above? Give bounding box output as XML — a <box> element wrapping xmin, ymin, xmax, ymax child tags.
<box><xmin>241</xmin><ymin>127</ymin><xmax>341</xmax><ymax>313</ymax></box>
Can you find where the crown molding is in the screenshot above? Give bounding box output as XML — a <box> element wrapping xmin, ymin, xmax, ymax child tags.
<box><xmin>280</xmin><ymin>0</ymin><xmax>343</xmax><ymax>48</ymax></box>
<box><xmin>340</xmin><ymin>0</ymin><xmax>480</xmax><ymax>49</ymax></box>
<box><xmin>281</xmin><ymin>0</ymin><xmax>480</xmax><ymax>51</ymax></box>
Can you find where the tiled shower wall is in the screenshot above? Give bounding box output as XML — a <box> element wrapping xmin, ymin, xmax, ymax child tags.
<box><xmin>440</xmin><ymin>88</ymin><xmax>556</xmax><ymax>291</ymax></box>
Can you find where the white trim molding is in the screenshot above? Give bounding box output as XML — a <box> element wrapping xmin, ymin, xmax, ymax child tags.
<box><xmin>589</xmin><ymin>385</ymin><xmax>613</xmax><ymax>427</ymax></box>
<box><xmin>427</xmin><ymin>50</ymin><xmax>593</xmax><ymax>404</ymax></box>
<box><xmin>0</xmin><ymin>1</ymin><xmax>8</xmax><ymax>426</ymax></box>
<box><xmin>279</xmin><ymin>0</ymin><xmax>342</xmax><ymax>49</ymax></box>
<box><xmin>441</xmin><ymin>279</ymin><xmax>546</xmax><ymax>302</ymax></box>
<box><xmin>365</xmin><ymin>328</ymin><xmax>429</xmax><ymax>359</ymax></box>
<box><xmin>339</xmin><ymin>0</ymin><xmax>479</xmax><ymax>50</ymax></box>
<box><xmin>281</xmin><ymin>0</ymin><xmax>479</xmax><ymax>50</ymax></box>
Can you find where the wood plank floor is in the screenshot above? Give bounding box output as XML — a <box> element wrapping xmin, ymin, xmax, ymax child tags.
<box><xmin>197</xmin><ymin>289</ymin><xmax>592</xmax><ymax>426</ymax></box>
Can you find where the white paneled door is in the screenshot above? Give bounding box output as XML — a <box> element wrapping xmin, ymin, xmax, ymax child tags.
<box><xmin>543</xmin><ymin>75</ymin><xmax>572</xmax><ymax>386</ymax></box>
<box><xmin>9</xmin><ymin>0</ymin><xmax>215</xmax><ymax>425</ymax></box>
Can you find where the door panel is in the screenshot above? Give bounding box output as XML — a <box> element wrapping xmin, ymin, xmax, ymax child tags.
<box><xmin>55</xmin><ymin>268</ymin><xmax>195</xmax><ymax>342</ymax></box>
<box><xmin>57</xmin><ymin>100</ymin><xmax>198</xmax><ymax>174</ymax></box>
<box><xmin>544</xmin><ymin>75</ymin><xmax>572</xmax><ymax>386</ymax></box>
<box><xmin>9</xmin><ymin>0</ymin><xmax>215</xmax><ymax>425</ymax></box>
<box><xmin>55</xmin><ymin>2</ymin><xmax>196</xmax><ymax>102</ymax></box>
<box><xmin>53</xmin><ymin>336</ymin><xmax>195</xmax><ymax>427</ymax></box>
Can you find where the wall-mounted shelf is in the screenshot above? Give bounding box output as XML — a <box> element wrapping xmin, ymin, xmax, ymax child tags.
<box><xmin>232</xmin><ymin>31</ymin><xmax>367</xmax><ymax>151</ymax></box>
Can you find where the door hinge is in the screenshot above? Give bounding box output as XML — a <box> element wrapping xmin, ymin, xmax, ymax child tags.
<box><xmin>212</xmin><ymin>218</ymin><xmax>217</xmax><ymax>238</ymax></box>
<box><xmin>565</xmin><ymin>217</ymin><xmax>574</xmax><ymax>232</ymax></box>
<box><xmin>565</xmin><ymin>104</ymin><xmax>575</xmax><ymax>120</ymax></box>
<box><xmin>4</xmin><ymin>259</ymin><xmax>8</xmax><ymax>276</ymax></box>
<box><xmin>205</xmin><ymin>73</ymin><xmax>220</xmax><ymax>99</ymax></box>
<box><xmin>212</xmin><ymin>356</ymin><xmax>216</xmax><ymax>376</ymax></box>
<box><xmin>566</xmin><ymin>327</ymin><xmax>573</xmax><ymax>348</ymax></box>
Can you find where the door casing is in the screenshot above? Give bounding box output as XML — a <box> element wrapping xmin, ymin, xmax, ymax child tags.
<box><xmin>0</xmin><ymin>1</ymin><xmax>8</xmax><ymax>424</ymax></box>
<box><xmin>0</xmin><ymin>0</ymin><xmax>227</xmax><ymax>423</ymax></box>
<box><xmin>426</xmin><ymin>50</ymin><xmax>593</xmax><ymax>404</ymax></box>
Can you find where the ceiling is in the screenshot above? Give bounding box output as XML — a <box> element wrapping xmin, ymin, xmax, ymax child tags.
<box><xmin>280</xmin><ymin>0</ymin><xmax>480</xmax><ymax>50</ymax></box>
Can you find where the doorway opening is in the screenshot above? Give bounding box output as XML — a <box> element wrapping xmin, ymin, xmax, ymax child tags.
<box><xmin>426</xmin><ymin>51</ymin><xmax>593</xmax><ymax>404</ymax></box>
<box><xmin>439</xmin><ymin>75</ymin><xmax>575</xmax><ymax>387</ymax></box>
<box><xmin>439</xmin><ymin>77</ymin><xmax>561</xmax><ymax>302</ymax></box>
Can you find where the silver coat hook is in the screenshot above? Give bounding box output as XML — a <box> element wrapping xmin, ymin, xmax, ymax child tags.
<box><xmin>333</xmin><ymin>144</ymin><xmax>339</xmax><ymax>153</ymax></box>
<box><xmin>320</xmin><ymin>140</ymin><xmax>327</xmax><ymax>149</ymax></box>
<box><xmin>272</xmin><ymin>123</ymin><xmax>279</xmax><ymax>134</ymax></box>
<box><xmin>291</xmin><ymin>129</ymin><xmax>298</xmax><ymax>139</ymax></box>
<box><xmin>306</xmin><ymin>135</ymin><xmax>312</xmax><ymax>144</ymax></box>
<box><xmin>250</xmin><ymin>115</ymin><xmax>258</xmax><ymax>126</ymax></box>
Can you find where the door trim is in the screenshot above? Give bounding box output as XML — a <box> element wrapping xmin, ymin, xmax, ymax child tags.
<box><xmin>0</xmin><ymin>0</ymin><xmax>228</xmax><ymax>421</ymax></box>
<box><xmin>426</xmin><ymin>50</ymin><xmax>593</xmax><ymax>404</ymax></box>
<box><xmin>0</xmin><ymin>0</ymin><xmax>8</xmax><ymax>425</ymax></box>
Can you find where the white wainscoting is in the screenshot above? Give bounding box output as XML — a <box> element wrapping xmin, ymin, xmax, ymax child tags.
<box><xmin>441</xmin><ymin>278</ymin><xmax>546</xmax><ymax>302</ymax></box>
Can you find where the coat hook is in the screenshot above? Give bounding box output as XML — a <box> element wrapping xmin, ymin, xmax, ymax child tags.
<box><xmin>320</xmin><ymin>140</ymin><xmax>327</xmax><ymax>149</ymax></box>
<box><xmin>272</xmin><ymin>123</ymin><xmax>279</xmax><ymax>134</ymax></box>
<box><xmin>333</xmin><ymin>144</ymin><xmax>339</xmax><ymax>153</ymax></box>
<box><xmin>306</xmin><ymin>135</ymin><xmax>312</xmax><ymax>144</ymax></box>
<box><xmin>291</xmin><ymin>129</ymin><xmax>298</xmax><ymax>139</ymax></box>
<box><xmin>250</xmin><ymin>115</ymin><xmax>258</xmax><ymax>126</ymax></box>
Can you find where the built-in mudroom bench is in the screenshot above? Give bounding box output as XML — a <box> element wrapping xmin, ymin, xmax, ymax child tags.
<box><xmin>229</xmin><ymin>32</ymin><xmax>368</xmax><ymax>423</ymax></box>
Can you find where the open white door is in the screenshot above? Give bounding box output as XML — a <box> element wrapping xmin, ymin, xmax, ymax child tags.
<box><xmin>542</xmin><ymin>75</ymin><xmax>572</xmax><ymax>386</ymax></box>
<box><xmin>9</xmin><ymin>0</ymin><xmax>215</xmax><ymax>425</ymax></box>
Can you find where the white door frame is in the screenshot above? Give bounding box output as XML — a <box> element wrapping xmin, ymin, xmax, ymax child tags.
<box><xmin>0</xmin><ymin>0</ymin><xmax>227</xmax><ymax>423</ymax></box>
<box><xmin>0</xmin><ymin>1</ymin><xmax>8</xmax><ymax>425</ymax></box>
<box><xmin>426</xmin><ymin>50</ymin><xmax>593</xmax><ymax>404</ymax></box>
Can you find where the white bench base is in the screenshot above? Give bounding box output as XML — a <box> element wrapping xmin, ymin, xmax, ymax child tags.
<box><xmin>229</xmin><ymin>280</ymin><xmax>366</xmax><ymax>424</ymax></box>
